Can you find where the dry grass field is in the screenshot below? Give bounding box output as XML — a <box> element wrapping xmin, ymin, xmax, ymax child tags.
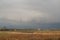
<box><xmin>0</xmin><ymin>31</ymin><xmax>60</xmax><ymax>40</ymax></box>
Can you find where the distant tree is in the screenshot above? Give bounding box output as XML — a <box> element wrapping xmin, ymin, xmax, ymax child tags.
<box><xmin>3</xmin><ymin>26</ymin><xmax>7</xmax><ymax>29</ymax></box>
<box><xmin>1</xmin><ymin>26</ymin><xmax>7</xmax><ymax>31</ymax></box>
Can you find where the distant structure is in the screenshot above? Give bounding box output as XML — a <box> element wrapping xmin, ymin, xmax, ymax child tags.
<box><xmin>38</xmin><ymin>28</ymin><xmax>40</xmax><ymax>30</ymax></box>
<box><xmin>38</xmin><ymin>28</ymin><xmax>40</xmax><ymax>31</ymax></box>
<box><xmin>14</xmin><ymin>28</ymin><xmax>16</xmax><ymax>31</ymax></box>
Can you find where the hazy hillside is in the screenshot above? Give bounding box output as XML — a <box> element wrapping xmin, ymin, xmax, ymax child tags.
<box><xmin>0</xmin><ymin>18</ymin><xmax>60</xmax><ymax>29</ymax></box>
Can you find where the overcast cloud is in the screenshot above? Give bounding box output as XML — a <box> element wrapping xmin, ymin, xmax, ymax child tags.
<box><xmin>0</xmin><ymin>0</ymin><xmax>60</xmax><ymax>23</ymax></box>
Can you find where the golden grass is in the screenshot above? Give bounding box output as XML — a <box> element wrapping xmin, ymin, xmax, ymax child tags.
<box><xmin>0</xmin><ymin>31</ymin><xmax>60</xmax><ymax>40</ymax></box>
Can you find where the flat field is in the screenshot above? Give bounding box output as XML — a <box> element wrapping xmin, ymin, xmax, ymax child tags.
<box><xmin>0</xmin><ymin>31</ymin><xmax>60</xmax><ymax>40</ymax></box>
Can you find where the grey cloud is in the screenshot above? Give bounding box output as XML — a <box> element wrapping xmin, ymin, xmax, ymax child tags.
<box><xmin>0</xmin><ymin>0</ymin><xmax>60</xmax><ymax>23</ymax></box>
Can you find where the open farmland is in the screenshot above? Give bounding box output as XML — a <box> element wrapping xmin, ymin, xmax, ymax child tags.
<box><xmin>0</xmin><ymin>31</ymin><xmax>60</xmax><ymax>40</ymax></box>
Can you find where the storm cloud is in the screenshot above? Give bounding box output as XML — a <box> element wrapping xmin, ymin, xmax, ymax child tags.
<box><xmin>0</xmin><ymin>0</ymin><xmax>60</xmax><ymax>23</ymax></box>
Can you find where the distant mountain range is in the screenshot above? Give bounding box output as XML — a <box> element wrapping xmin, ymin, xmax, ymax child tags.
<box><xmin>0</xmin><ymin>18</ymin><xmax>60</xmax><ymax>29</ymax></box>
